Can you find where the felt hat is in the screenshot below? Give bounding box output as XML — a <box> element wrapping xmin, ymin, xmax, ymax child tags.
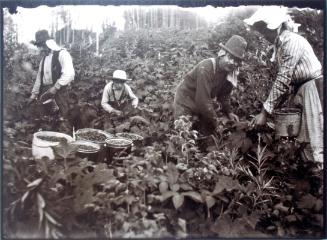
<box><xmin>31</xmin><ymin>30</ymin><xmax>51</xmax><ymax>47</ymax></box>
<box><xmin>219</xmin><ymin>35</ymin><xmax>247</xmax><ymax>60</ymax></box>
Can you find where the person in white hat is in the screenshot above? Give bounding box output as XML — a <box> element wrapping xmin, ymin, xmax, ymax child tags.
<box><xmin>28</xmin><ymin>30</ymin><xmax>75</xmax><ymax>122</ymax></box>
<box><xmin>245</xmin><ymin>7</ymin><xmax>323</xmax><ymax>165</ymax></box>
<box><xmin>101</xmin><ymin>70</ymin><xmax>138</xmax><ymax>125</ymax></box>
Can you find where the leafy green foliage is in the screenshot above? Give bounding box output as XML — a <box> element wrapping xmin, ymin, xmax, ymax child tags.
<box><xmin>3</xmin><ymin>7</ymin><xmax>323</xmax><ymax>239</ymax></box>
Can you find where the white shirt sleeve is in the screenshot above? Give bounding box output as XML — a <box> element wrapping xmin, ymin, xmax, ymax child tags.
<box><xmin>101</xmin><ymin>82</ymin><xmax>114</xmax><ymax>113</ymax></box>
<box><xmin>31</xmin><ymin>59</ymin><xmax>43</xmax><ymax>96</ymax></box>
<box><xmin>54</xmin><ymin>49</ymin><xmax>75</xmax><ymax>89</ymax></box>
<box><xmin>124</xmin><ymin>83</ymin><xmax>139</xmax><ymax>106</ymax></box>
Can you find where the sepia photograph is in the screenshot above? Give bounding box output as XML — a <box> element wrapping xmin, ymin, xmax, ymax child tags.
<box><xmin>2</xmin><ymin>0</ymin><xmax>325</xmax><ymax>238</ymax></box>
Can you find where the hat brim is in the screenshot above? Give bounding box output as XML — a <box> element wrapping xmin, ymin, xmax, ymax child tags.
<box><xmin>45</xmin><ymin>39</ymin><xmax>61</xmax><ymax>51</ymax></box>
<box><xmin>30</xmin><ymin>40</ymin><xmax>45</xmax><ymax>47</ymax></box>
<box><xmin>109</xmin><ymin>76</ymin><xmax>132</xmax><ymax>82</ymax></box>
<box><xmin>219</xmin><ymin>43</ymin><xmax>244</xmax><ymax>60</ymax></box>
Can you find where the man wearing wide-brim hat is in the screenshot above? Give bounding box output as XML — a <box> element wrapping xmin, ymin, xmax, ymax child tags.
<box><xmin>245</xmin><ymin>7</ymin><xmax>323</xmax><ymax>165</ymax></box>
<box><xmin>173</xmin><ymin>35</ymin><xmax>247</xmax><ymax>135</ymax></box>
<box><xmin>101</xmin><ymin>70</ymin><xmax>138</xmax><ymax>129</ymax></box>
<box><xmin>28</xmin><ymin>29</ymin><xmax>75</xmax><ymax>123</ymax></box>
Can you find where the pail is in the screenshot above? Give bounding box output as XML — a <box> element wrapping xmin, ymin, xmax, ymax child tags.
<box><xmin>105</xmin><ymin>138</ymin><xmax>133</xmax><ymax>163</ymax></box>
<box><xmin>75</xmin><ymin>128</ymin><xmax>113</xmax><ymax>161</ymax></box>
<box><xmin>116</xmin><ymin>132</ymin><xmax>144</xmax><ymax>148</ymax></box>
<box><xmin>32</xmin><ymin>131</ymin><xmax>74</xmax><ymax>160</ymax></box>
<box><xmin>274</xmin><ymin>108</ymin><xmax>301</xmax><ymax>138</ymax></box>
<box><xmin>71</xmin><ymin>140</ymin><xmax>101</xmax><ymax>162</ymax></box>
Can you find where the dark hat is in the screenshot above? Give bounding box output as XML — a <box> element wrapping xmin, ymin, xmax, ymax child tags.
<box><xmin>219</xmin><ymin>35</ymin><xmax>247</xmax><ymax>60</ymax></box>
<box><xmin>31</xmin><ymin>30</ymin><xmax>51</xmax><ymax>47</ymax></box>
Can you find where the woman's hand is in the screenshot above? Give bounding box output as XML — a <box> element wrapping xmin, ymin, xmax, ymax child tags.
<box><xmin>250</xmin><ymin>109</ymin><xmax>268</xmax><ymax>127</ymax></box>
<box><xmin>132</xmin><ymin>101</ymin><xmax>138</xmax><ymax>108</ymax></box>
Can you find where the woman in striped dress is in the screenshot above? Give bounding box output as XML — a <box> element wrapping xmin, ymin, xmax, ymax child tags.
<box><xmin>245</xmin><ymin>7</ymin><xmax>323</xmax><ymax>165</ymax></box>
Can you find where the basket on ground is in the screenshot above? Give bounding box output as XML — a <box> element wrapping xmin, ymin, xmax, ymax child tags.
<box><xmin>75</xmin><ymin>128</ymin><xmax>113</xmax><ymax>161</ymax></box>
<box><xmin>71</xmin><ymin>140</ymin><xmax>101</xmax><ymax>162</ymax></box>
<box><xmin>105</xmin><ymin>137</ymin><xmax>133</xmax><ymax>163</ymax></box>
<box><xmin>32</xmin><ymin>131</ymin><xmax>74</xmax><ymax>160</ymax></box>
<box><xmin>75</xmin><ymin>128</ymin><xmax>113</xmax><ymax>145</ymax></box>
<box><xmin>116</xmin><ymin>132</ymin><xmax>144</xmax><ymax>147</ymax></box>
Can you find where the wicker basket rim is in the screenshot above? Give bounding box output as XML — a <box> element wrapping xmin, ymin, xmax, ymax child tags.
<box><xmin>105</xmin><ymin>137</ymin><xmax>133</xmax><ymax>146</ymax></box>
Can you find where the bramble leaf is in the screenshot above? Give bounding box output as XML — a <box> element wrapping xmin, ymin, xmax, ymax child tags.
<box><xmin>172</xmin><ymin>193</ymin><xmax>184</xmax><ymax>209</ymax></box>
<box><xmin>182</xmin><ymin>191</ymin><xmax>203</xmax><ymax>203</ymax></box>
<box><xmin>213</xmin><ymin>175</ymin><xmax>240</xmax><ymax>194</ymax></box>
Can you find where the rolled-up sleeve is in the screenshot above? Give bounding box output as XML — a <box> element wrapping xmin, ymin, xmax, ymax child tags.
<box><xmin>31</xmin><ymin>59</ymin><xmax>43</xmax><ymax>96</ymax></box>
<box><xmin>124</xmin><ymin>84</ymin><xmax>139</xmax><ymax>106</ymax></box>
<box><xmin>101</xmin><ymin>83</ymin><xmax>114</xmax><ymax>113</ymax></box>
<box><xmin>263</xmin><ymin>35</ymin><xmax>302</xmax><ymax>113</ymax></box>
<box><xmin>54</xmin><ymin>50</ymin><xmax>75</xmax><ymax>89</ymax></box>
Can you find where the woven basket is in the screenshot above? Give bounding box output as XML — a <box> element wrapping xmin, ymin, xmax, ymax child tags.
<box><xmin>274</xmin><ymin>108</ymin><xmax>301</xmax><ymax>138</ymax></box>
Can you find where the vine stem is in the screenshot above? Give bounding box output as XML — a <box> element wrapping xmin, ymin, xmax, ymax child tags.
<box><xmin>64</xmin><ymin>157</ymin><xmax>67</xmax><ymax>170</ymax></box>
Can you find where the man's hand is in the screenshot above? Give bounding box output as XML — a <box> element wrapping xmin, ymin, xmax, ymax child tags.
<box><xmin>40</xmin><ymin>87</ymin><xmax>58</xmax><ymax>102</ymax></box>
<box><xmin>48</xmin><ymin>86</ymin><xmax>58</xmax><ymax>95</ymax></box>
<box><xmin>27</xmin><ymin>96</ymin><xmax>37</xmax><ymax>106</ymax></box>
<box><xmin>228</xmin><ymin>112</ymin><xmax>239</xmax><ymax>122</ymax></box>
<box><xmin>112</xmin><ymin>109</ymin><xmax>123</xmax><ymax>116</ymax></box>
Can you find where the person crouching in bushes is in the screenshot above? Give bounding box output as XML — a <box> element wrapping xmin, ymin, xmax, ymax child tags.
<box><xmin>101</xmin><ymin>70</ymin><xmax>139</xmax><ymax>131</ymax></box>
<box><xmin>173</xmin><ymin>35</ymin><xmax>247</xmax><ymax>136</ymax></box>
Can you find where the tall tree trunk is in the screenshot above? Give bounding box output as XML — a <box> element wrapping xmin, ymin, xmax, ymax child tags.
<box><xmin>96</xmin><ymin>31</ymin><xmax>99</xmax><ymax>55</ymax></box>
<box><xmin>170</xmin><ymin>8</ymin><xmax>174</xmax><ymax>29</ymax></box>
<box><xmin>56</xmin><ymin>15</ymin><xmax>59</xmax><ymax>44</ymax></box>
<box><xmin>163</xmin><ymin>8</ymin><xmax>167</xmax><ymax>28</ymax></box>
<box><xmin>137</xmin><ymin>7</ymin><xmax>140</xmax><ymax>30</ymax></box>
<box><xmin>133</xmin><ymin>8</ymin><xmax>136</xmax><ymax>30</ymax></box>
<box><xmin>152</xmin><ymin>8</ymin><xmax>155</xmax><ymax>28</ymax></box>
<box><xmin>66</xmin><ymin>26</ymin><xmax>69</xmax><ymax>44</ymax></box>
<box><xmin>67</xmin><ymin>13</ymin><xmax>71</xmax><ymax>43</ymax></box>
<box><xmin>143</xmin><ymin>8</ymin><xmax>146</xmax><ymax>29</ymax></box>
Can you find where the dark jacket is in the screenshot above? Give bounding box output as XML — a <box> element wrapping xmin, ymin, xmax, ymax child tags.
<box><xmin>174</xmin><ymin>58</ymin><xmax>233</xmax><ymax>127</ymax></box>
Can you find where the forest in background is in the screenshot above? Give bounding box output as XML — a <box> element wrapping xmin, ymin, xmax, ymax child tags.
<box><xmin>2</xmin><ymin>5</ymin><xmax>325</xmax><ymax>238</ymax></box>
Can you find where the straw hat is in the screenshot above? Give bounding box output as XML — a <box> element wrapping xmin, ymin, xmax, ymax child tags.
<box><xmin>244</xmin><ymin>7</ymin><xmax>292</xmax><ymax>30</ymax></box>
<box><xmin>111</xmin><ymin>70</ymin><xmax>131</xmax><ymax>82</ymax></box>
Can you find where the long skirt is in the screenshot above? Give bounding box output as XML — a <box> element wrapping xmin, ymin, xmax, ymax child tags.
<box><xmin>293</xmin><ymin>77</ymin><xmax>323</xmax><ymax>164</ymax></box>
